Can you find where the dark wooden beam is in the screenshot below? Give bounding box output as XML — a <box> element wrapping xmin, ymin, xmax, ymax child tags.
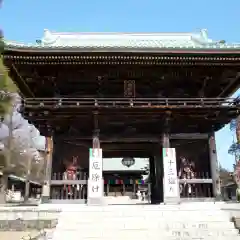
<box><xmin>58</xmin><ymin>133</ymin><xmax>209</xmax><ymax>143</ymax></box>
<box><xmin>6</xmin><ymin>61</ymin><xmax>240</xmax><ymax>99</ymax></box>
<box><xmin>11</xmin><ymin>63</ymin><xmax>35</xmax><ymax>97</ymax></box>
<box><xmin>218</xmin><ymin>72</ymin><xmax>240</xmax><ymax>97</ymax></box>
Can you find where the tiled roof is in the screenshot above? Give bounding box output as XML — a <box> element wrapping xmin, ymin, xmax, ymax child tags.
<box><xmin>4</xmin><ymin>29</ymin><xmax>240</xmax><ymax>51</ymax></box>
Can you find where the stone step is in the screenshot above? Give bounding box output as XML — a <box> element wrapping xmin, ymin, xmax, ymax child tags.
<box><xmin>0</xmin><ymin>219</ymin><xmax>58</xmax><ymax>230</ymax></box>
<box><xmin>51</xmin><ymin>236</ymin><xmax>240</xmax><ymax>240</ymax></box>
<box><xmin>0</xmin><ymin>211</ymin><xmax>61</xmax><ymax>220</ymax></box>
<box><xmin>59</xmin><ymin>210</ymin><xmax>228</xmax><ymax>218</ymax></box>
<box><xmin>54</xmin><ymin>227</ymin><xmax>239</xmax><ymax>236</ymax></box>
<box><xmin>59</xmin><ymin>216</ymin><xmax>229</xmax><ymax>223</ymax></box>
<box><xmin>58</xmin><ymin>204</ymin><xmax>226</xmax><ymax>210</ymax></box>
<box><xmin>56</xmin><ymin>206</ymin><xmax>224</xmax><ymax>212</ymax></box>
<box><xmin>52</xmin><ymin>204</ymin><xmax>224</xmax><ymax>212</ymax></box>
<box><xmin>51</xmin><ymin>204</ymin><xmax>238</xmax><ymax>240</ymax></box>
<box><xmin>60</xmin><ymin>210</ymin><xmax>227</xmax><ymax>215</ymax></box>
<box><xmin>56</xmin><ymin>221</ymin><xmax>236</xmax><ymax>230</ymax></box>
<box><xmin>53</xmin><ymin>229</ymin><xmax>239</xmax><ymax>239</ymax></box>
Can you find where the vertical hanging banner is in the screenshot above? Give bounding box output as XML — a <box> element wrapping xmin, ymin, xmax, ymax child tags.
<box><xmin>163</xmin><ymin>148</ymin><xmax>180</xmax><ymax>201</ymax></box>
<box><xmin>88</xmin><ymin>148</ymin><xmax>103</xmax><ymax>199</ymax></box>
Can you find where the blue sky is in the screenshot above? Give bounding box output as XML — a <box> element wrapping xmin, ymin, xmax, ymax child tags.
<box><xmin>2</xmin><ymin>0</ymin><xmax>240</xmax><ymax>170</ymax></box>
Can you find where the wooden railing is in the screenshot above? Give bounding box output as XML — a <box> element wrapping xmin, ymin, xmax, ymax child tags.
<box><xmin>50</xmin><ymin>172</ymin><xmax>88</xmax><ymax>200</ymax></box>
<box><xmin>179</xmin><ymin>172</ymin><xmax>213</xmax><ymax>198</ymax></box>
<box><xmin>23</xmin><ymin>97</ymin><xmax>240</xmax><ymax>109</ymax></box>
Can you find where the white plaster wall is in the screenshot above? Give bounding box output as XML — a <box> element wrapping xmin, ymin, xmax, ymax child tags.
<box><xmin>103</xmin><ymin>158</ymin><xmax>149</xmax><ymax>171</ymax></box>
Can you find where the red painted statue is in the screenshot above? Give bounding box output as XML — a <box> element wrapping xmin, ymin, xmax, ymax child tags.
<box><xmin>63</xmin><ymin>156</ymin><xmax>78</xmax><ymax>195</ymax></box>
<box><xmin>178</xmin><ymin>156</ymin><xmax>196</xmax><ymax>196</ymax></box>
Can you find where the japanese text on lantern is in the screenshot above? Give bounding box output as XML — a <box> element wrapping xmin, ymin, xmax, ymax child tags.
<box><xmin>88</xmin><ymin>148</ymin><xmax>103</xmax><ymax>198</ymax></box>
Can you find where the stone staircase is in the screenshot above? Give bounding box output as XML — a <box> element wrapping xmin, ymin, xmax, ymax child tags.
<box><xmin>0</xmin><ymin>206</ymin><xmax>60</xmax><ymax>240</ymax></box>
<box><xmin>103</xmin><ymin>196</ymin><xmax>147</xmax><ymax>205</ymax></box>
<box><xmin>49</xmin><ymin>203</ymin><xmax>240</xmax><ymax>240</ymax></box>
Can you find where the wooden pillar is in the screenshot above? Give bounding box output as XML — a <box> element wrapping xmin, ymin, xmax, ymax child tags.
<box><xmin>41</xmin><ymin>135</ymin><xmax>53</xmax><ymax>203</ymax></box>
<box><xmin>133</xmin><ymin>183</ymin><xmax>136</xmax><ymax>198</ymax></box>
<box><xmin>162</xmin><ymin>133</ymin><xmax>170</xmax><ymax>148</ymax></box>
<box><xmin>149</xmin><ymin>155</ymin><xmax>157</xmax><ymax>203</ymax></box>
<box><xmin>154</xmin><ymin>132</ymin><xmax>173</xmax><ymax>204</ymax></box>
<box><xmin>162</xmin><ymin>112</ymin><xmax>171</xmax><ymax>148</ymax></box>
<box><xmin>154</xmin><ymin>145</ymin><xmax>164</xmax><ymax>204</ymax></box>
<box><xmin>150</xmin><ymin>115</ymin><xmax>171</xmax><ymax>204</ymax></box>
<box><xmin>122</xmin><ymin>182</ymin><xmax>125</xmax><ymax>196</ymax></box>
<box><xmin>153</xmin><ymin>114</ymin><xmax>171</xmax><ymax>204</ymax></box>
<box><xmin>106</xmin><ymin>183</ymin><xmax>109</xmax><ymax>196</ymax></box>
<box><xmin>209</xmin><ymin>132</ymin><xmax>221</xmax><ymax>200</ymax></box>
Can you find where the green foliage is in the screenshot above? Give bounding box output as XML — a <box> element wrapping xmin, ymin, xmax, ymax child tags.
<box><xmin>230</xmin><ymin>119</ymin><xmax>237</xmax><ymax>132</ymax></box>
<box><xmin>228</xmin><ymin>143</ymin><xmax>240</xmax><ymax>158</ymax></box>
<box><xmin>228</xmin><ymin>116</ymin><xmax>240</xmax><ymax>186</ymax></box>
<box><xmin>0</xmin><ymin>33</ymin><xmax>4</xmax><ymax>54</ymax></box>
<box><xmin>229</xmin><ymin>112</ymin><xmax>240</xmax><ymax>158</ymax></box>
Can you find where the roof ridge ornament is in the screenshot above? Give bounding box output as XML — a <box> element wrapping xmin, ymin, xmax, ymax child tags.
<box><xmin>190</xmin><ymin>29</ymin><xmax>212</xmax><ymax>46</ymax></box>
<box><xmin>200</xmin><ymin>29</ymin><xmax>208</xmax><ymax>41</ymax></box>
<box><xmin>42</xmin><ymin>29</ymin><xmax>59</xmax><ymax>45</ymax></box>
<box><xmin>43</xmin><ymin>29</ymin><xmax>52</xmax><ymax>39</ymax></box>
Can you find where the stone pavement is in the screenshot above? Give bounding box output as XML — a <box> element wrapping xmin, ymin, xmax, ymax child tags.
<box><xmin>0</xmin><ymin>205</ymin><xmax>59</xmax><ymax>240</ymax></box>
<box><xmin>50</xmin><ymin>202</ymin><xmax>240</xmax><ymax>240</ymax></box>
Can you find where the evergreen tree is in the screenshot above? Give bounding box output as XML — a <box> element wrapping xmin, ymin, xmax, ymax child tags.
<box><xmin>228</xmin><ymin>115</ymin><xmax>240</xmax><ymax>201</ymax></box>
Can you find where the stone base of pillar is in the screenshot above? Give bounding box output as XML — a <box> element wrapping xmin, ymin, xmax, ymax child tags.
<box><xmin>41</xmin><ymin>195</ymin><xmax>50</xmax><ymax>203</ymax></box>
<box><xmin>164</xmin><ymin>197</ymin><xmax>180</xmax><ymax>204</ymax></box>
<box><xmin>214</xmin><ymin>194</ymin><xmax>222</xmax><ymax>201</ymax></box>
<box><xmin>41</xmin><ymin>182</ymin><xmax>50</xmax><ymax>203</ymax></box>
<box><xmin>87</xmin><ymin>198</ymin><xmax>106</xmax><ymax>205</ymax></box>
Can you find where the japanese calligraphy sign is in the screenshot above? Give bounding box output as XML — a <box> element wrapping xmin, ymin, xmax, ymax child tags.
<box><xmin>163</xmin><ymin>148</ymin><xmax>179</xmax><ymax>199</ymax></box>
<box><xmin>124</xmin><ymin>80</ymin><xmax>135</xmax><ymax>98</ymax></box>
<box><xmin>88</xmin><ymin>148</ymin><xmax>103</xmax><ymax>198</ymax></box>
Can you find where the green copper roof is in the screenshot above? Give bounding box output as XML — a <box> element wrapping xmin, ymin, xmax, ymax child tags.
<box><xmin>4</xmin><ymin>29</ymin><xmax>240</xmax><ymax>51</ymax></box>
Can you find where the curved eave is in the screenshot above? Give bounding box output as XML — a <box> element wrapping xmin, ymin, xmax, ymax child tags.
<box><xmin>4</xmin><ymin>52</ymin><xmax>240</xmax><ymax>67</ymax></box>
<box><xmin>4</xmin><ymin>44</ymin><xmax>240</xmax><ymax>54</ymax></box>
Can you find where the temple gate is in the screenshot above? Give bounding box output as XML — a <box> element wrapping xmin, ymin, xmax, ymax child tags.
<box><xmin>3</xmin><ymin>29</ymin><xmax>240</xmax><ymax>204</ymax></box>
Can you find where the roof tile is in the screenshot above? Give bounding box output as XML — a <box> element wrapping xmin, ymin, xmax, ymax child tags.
<box><xmin>4</xmin><ymin>29</ymin><xmax>240</xmax><ymax>51</ymax></box>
